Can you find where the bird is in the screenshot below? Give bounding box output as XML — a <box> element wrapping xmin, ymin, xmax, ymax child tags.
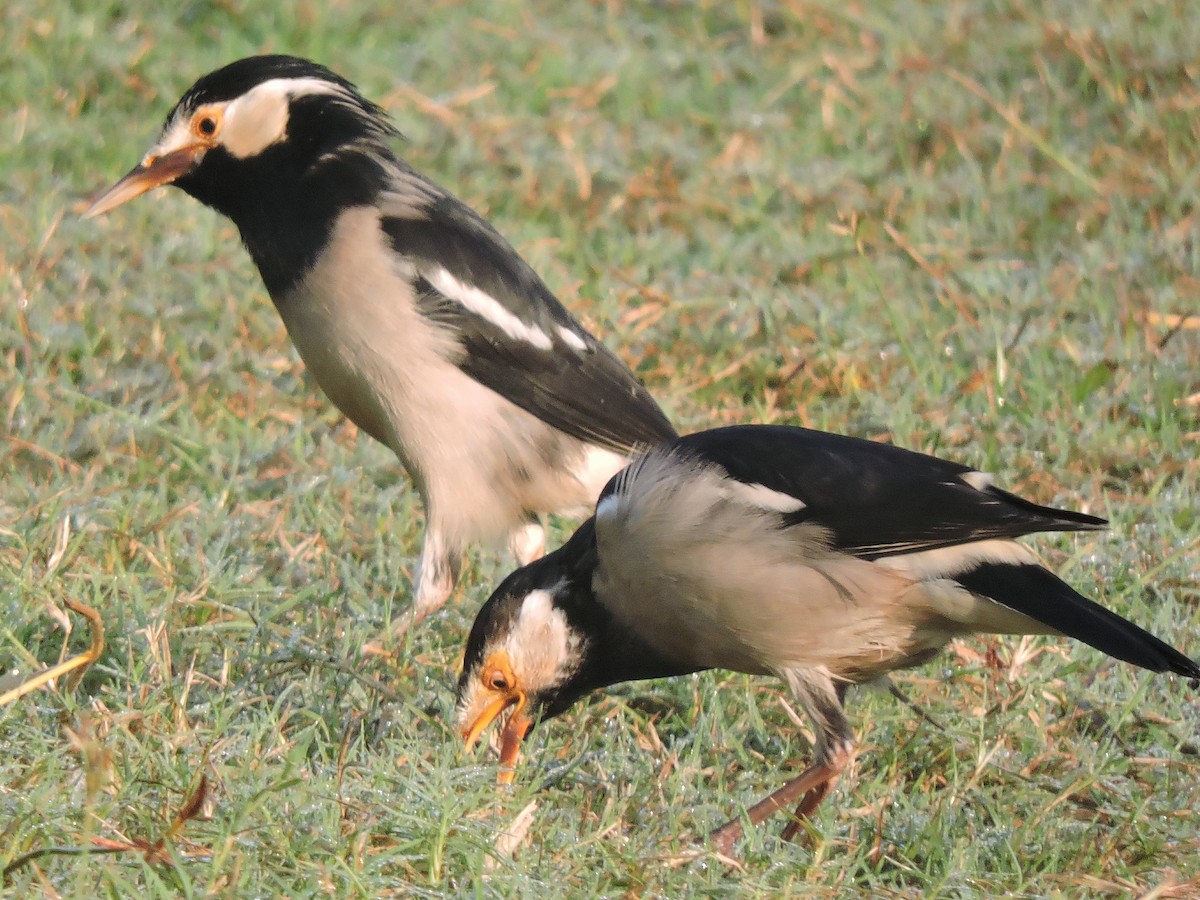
<box><xmin>456</xmin><ymin>424</ymin><xmax>1200</xmax><ymax>853</ymax></box>
<box><xmin>84</xmin><ymin>55</ymin><xmax>677</xmax><ymax>642</ymax></box>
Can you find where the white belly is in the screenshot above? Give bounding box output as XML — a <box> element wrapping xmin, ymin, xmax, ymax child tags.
<box><xmin>275</xmin><ymin>207</ymin><xmax>628</xmax><ymax>547</ymax></box>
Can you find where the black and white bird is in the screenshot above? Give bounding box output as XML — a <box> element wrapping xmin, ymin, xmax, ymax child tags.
<box><xmin>85</xmin><ymin>56</ymin><xmax>676</xmax><ymax>638</ymax></box>
<box><xmin>456</xmin><ymin>424</ymin><xmax>1199</xmax><ymax>851</ymax></box>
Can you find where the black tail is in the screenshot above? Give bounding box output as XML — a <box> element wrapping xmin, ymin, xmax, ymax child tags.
<box><xmin>956</xmin><ymin>563</ymin><xmax>1200</xmax><ymax>679</ymax></box>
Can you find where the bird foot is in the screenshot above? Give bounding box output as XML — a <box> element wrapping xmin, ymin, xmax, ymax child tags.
<box><xmin>708</xmin><ymin>821</ymin><xmax>745</xmax><ymax>859</ymax></box>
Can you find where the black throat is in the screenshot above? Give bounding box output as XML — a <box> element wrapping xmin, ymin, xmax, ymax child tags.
<box><xmin>172</xmin><ymin>100</ymin><xmax>392</xmax><ymax>300</ymax></box>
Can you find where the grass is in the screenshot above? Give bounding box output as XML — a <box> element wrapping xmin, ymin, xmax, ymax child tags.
<box><xmin>3</xmin><ymin>0</ymin><xmax>1199</xmax><ymax>894</ymax></box>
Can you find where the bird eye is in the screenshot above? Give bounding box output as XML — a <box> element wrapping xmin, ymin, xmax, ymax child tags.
<box><xmin>193</xmin><ymin>112</ymin><xmax>220</xmax><ymax>138</ymax></box>
<box><xmin>488</xmin><ymin>673</ymin><xmax>509</xmax><ymax>691</ymax></box>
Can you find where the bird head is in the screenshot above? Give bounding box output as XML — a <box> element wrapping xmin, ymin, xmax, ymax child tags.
<box><xmin>456</xmin><ymin>524</ymin><xmax>600</xmax><ymax>783</ymax></box>
<box><xmin>84</xmin><ymin>55</ymin><xmax>397</xmax><ymax>221</ymax></box>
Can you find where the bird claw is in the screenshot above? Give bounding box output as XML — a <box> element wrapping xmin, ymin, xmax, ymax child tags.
<box><xmin>707</xmin><ymin>821</ymin><xmax>744</xmax><ymax>859</ymax></box>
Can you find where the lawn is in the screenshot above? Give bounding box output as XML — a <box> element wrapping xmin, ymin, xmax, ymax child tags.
<box><xmin>2</xmin><ymin>0</ymin><xmax>1198</xmax><ymax>895</ymax></box>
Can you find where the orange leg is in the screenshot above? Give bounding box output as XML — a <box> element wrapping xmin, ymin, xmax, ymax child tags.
<box><xmin>708</xmin><ymin>744</ymin><xmax>852</xmax><ymax>855</ymax></box>
<box><xmin>778</xmin><ymin>772</ymin><xmax>841</xmax><ymax>842</ymax></box>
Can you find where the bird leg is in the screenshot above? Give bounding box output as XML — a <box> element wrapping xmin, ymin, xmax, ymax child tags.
<box><xmin>363</xmin><ymin>527</ymin><xmax>461</xmax><ymax>653</ymax></box>
<box><xmin>709</xmin><ymin>669</ymin><xmax>854</xmax><ymax>856</ymax></box>
<box><xmin>508</xmin><ymin>518</ymin><xmax>546</xmax><ymax>566</ymax></box>
<box><xmin>708</xmin><ymin>751</ymin><xmax>847</xmax><ymax>856</ymax></box>
<box><xmin>779</xmin><ymin>743</ymin><xmax>851</xmax><ymax>841</ymax></box>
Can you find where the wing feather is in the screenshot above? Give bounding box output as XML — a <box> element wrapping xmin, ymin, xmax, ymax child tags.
<box><xmin>379</xmin><ymin>187</ymin><xmax>676</xmax><ymax>452</ymax></box>
<box><xmin>675</xmin><ymin>425</ymin><xmax>1105</xmax><ymax>559</ymax></box>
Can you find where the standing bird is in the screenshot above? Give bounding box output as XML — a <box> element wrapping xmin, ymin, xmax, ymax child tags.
<box><xmin>85</xmin><ymin>56</ymin><xmax>676</xmax><ymax>640</ymax></box>
<box><xmin>457</xmin><ymin>425</ymin><xmax>1199</xmax><ymax>852</ymax></box>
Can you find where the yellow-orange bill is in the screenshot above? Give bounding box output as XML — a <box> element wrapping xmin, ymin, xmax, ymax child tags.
<box><xmin>461</xmin><ymin>692</ymin><xmax>519</xmax><ymax>751</ymax></box>
<box><xmin>461</xmin><ymin>690</ymin><xmax>534</xmax><ymax>785</ymax></box>
<box><xmin>497</xmin><ymin>709</ymin><xmax>531</xmax><ymax>785</ymax></box>
<box><xmin>83</xmin><ymin>146</ymin><xmax>202</xmax><ymax>218</ymax></box>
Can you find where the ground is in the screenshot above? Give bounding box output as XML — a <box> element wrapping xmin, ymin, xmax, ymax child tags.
<box><xmin>2</xmin><ymin>1</ymin><xmax>1198</xmax><ymax>895</ymax></box>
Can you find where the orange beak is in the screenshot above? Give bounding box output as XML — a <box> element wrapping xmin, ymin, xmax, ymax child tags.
<box><xmin>461</xmin><ymin>691</ymin><xmax>533</xmax><ymax>785</ymax></box>
<box><xmin>83</xmin><ymin>145</ymin><xmax>205</xmax><ymax>218</ymax></box>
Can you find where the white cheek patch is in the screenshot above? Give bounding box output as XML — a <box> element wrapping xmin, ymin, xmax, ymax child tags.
<box><xmin>424</xmin><ymin>266</ymin><xmax>554</xmax><ymax>350</ymax></box>
<box><xmin>216</xmin><ymin>77</ymin><xmax>354</xmax><ymax>159</ymax></box>
<box><xmin>148</xmin><ymin>77</ymin><xmax>350</xmax><ymax>160</ymax></box>
<box><xmin>456</xmin><ymin>588</ymin><xmax>578</xmax><ymax>730</ymax></box>
<box><xmin>220</xmin><ymin>89</ymin><xmax>288</xmax><ymax>157</ymax></box>
<box><xmin>504</xmin><ymin>588</ymin><xmax>579</xmax><ymax>688</ymax></box>
<box><xmin>152</xmin><ymin>77</ymin><xmax>353</xmax><ymax>163</ymax></box>
<box><xmin>724</xmin><ymin>480</ymin><xmax>807</xmax><ymax>514</ymax></box>
<box><xmin>512</xmin><ymin>590</ymin><xmax>566</xmax><ymax>647</ymax></box>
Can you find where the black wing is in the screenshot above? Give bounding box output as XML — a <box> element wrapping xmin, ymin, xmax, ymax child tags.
<box><xmin>675</xmin><ymin>425</ymin><xmax>1106</xmax><ymax>559</ymax></box>
<box><xmin>380</xmin><ymin>180</ymin><xmax>676</xmax><ymax>453</ymax></box>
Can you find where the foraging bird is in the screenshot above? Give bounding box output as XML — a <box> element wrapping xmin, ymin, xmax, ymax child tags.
<box><xmin>457</xmin><ymin>424</ymin><xmax>1200</xmax><ymax>851</ymax></box>
<box><xmin>85</xmin><ymin>56</ymin><xmax>676</xmax><ymax>638</ymax></box>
